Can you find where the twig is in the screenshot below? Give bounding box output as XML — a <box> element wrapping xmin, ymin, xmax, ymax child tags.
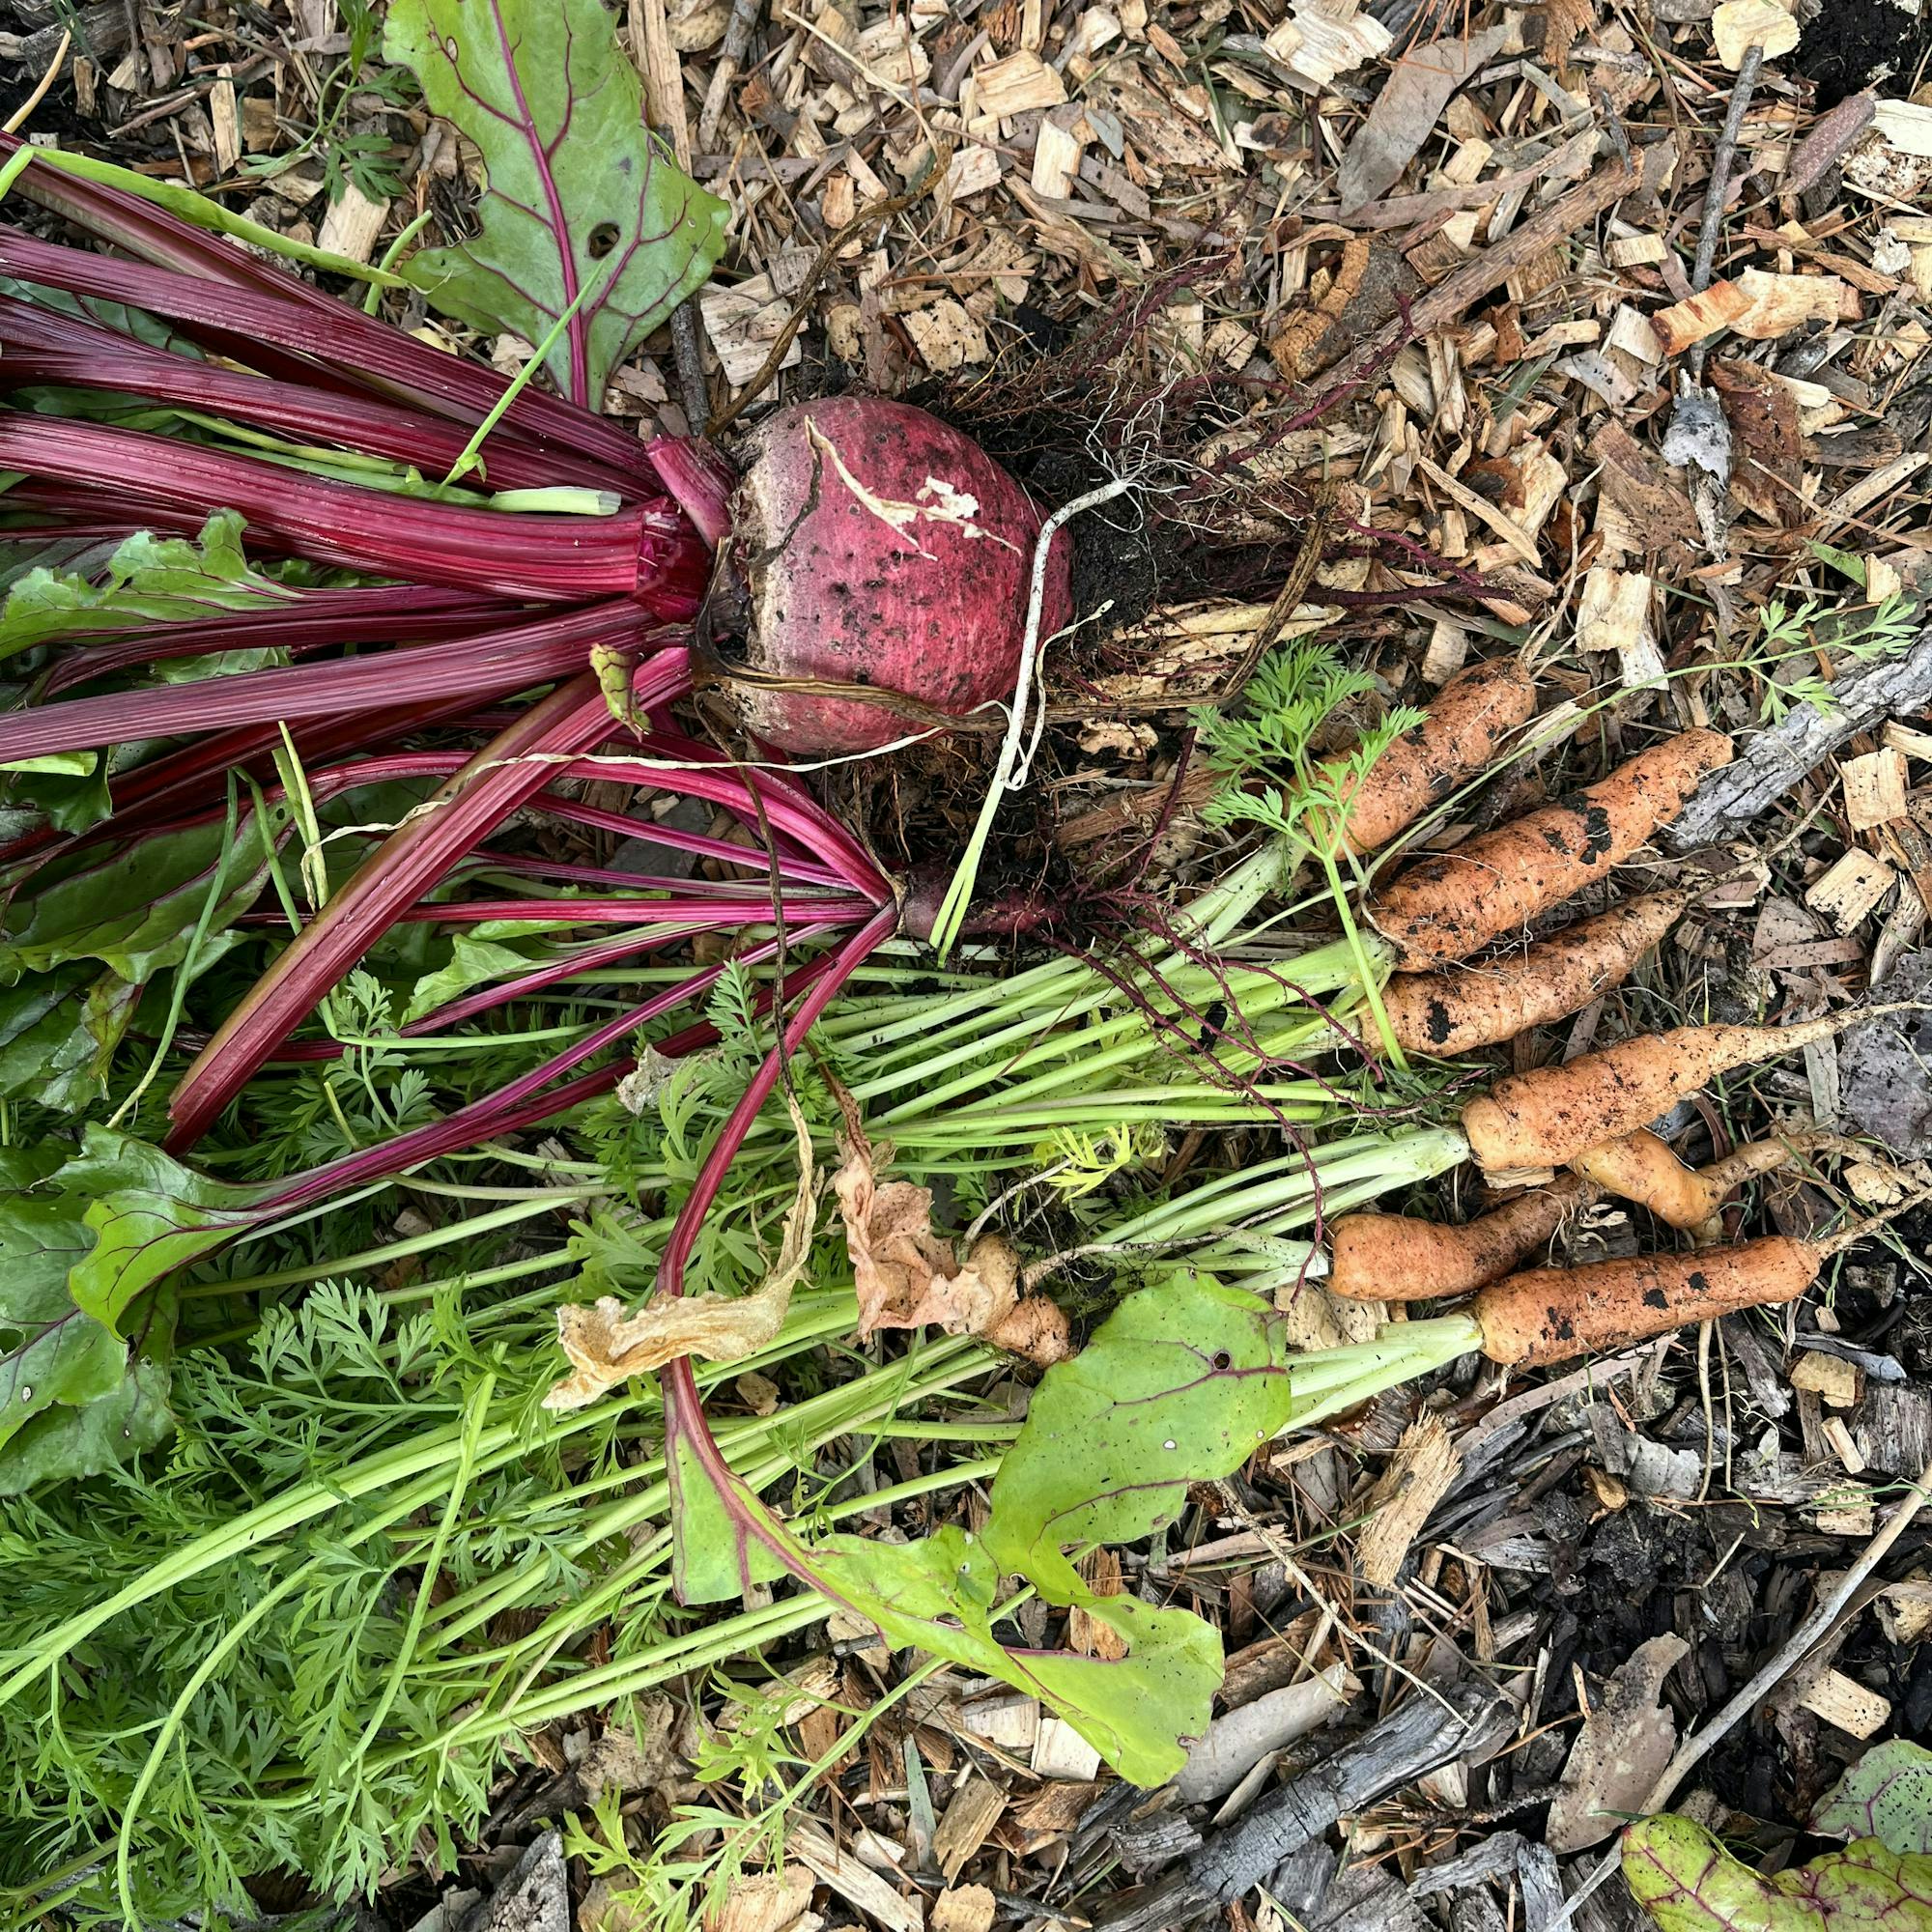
<box><xmin>1688</xmin><ymin>42</ymin><xmax>1763</xmax><ymax>381</ymax></box>
<box><xmin>670</xmin><ymin>300</ymin><xmax>712</xmax><ymax>433</ymax></box>
<box><xmin>696</xmin><ymin>0</ymin><xmax>762</xmax><ymax>152</ymax></box>
<box><xmin>1551</xmin><ymin>1450</ymin><xmax>1932</xmax><ymax>1930</ymax></box>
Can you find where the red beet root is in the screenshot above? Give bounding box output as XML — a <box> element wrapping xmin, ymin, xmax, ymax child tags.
<box><xmin>726</xmin><ymin>397</ymin><xmax>1073</xmax><ymax>754</ymax></box>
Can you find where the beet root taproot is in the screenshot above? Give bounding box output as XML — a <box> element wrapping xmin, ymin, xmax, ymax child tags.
<box><xmin>725</xmin><ymin>397</ymin><xmax>1072</xmax><ymax>755</ymax></box>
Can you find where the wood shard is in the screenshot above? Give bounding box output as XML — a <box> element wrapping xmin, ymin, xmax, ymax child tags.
<box><xmin>1264</xmin><ymin>5</ymin><xmax>1394</xmax><ymax>88</ymax></box>
<box><xmin>1651</xmin><ymin>280</ymin><xmax>1750</xmax><ymax>355</ymax></box>
<box><xmin>1805</xmin><ymin>848</ymin><xmax>1896</xmax><ymax>931</ymax></box>
<box><xmin>1355</xmin><ymin>1418</ymin><xmax>1462</xmax><ymax>1590</ymax></box>
<box><xmin>931</xmin><ymin>1885</ymin><xmax>998</xmax><ymax>1932</ymax></box>
<box><xmin>1712</xmin><ymin>0</ymin><xmax>1801</xmax><ymax>68</ymax></box>
<box><xmin>1730</xmin><ymin>268</ymin><xmax>1851</xmax><ymax>340</ymax></box>
<box><xmin>1789</xmin><ymin>1349</ymin><xmax>1861</xmax><ymax>1407</ymax></box>
<box><xmin>1798</xmin><ymin>1666</ymin><xmax>1891</xmax><ymax>1740</ymax></box>
<box><xmin>1841</xmin><ymin>748</ymin><xmax>1911</xmax><ymax>830</ymax></box>
<box><xmin>975</xmin><ymin>48</ymin><xmax>1066</xmax><ymax>117</ymax></box>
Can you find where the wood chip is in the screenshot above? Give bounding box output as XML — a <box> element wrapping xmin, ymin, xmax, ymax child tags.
<box><xmin>975</xmin><ymin>48</ymin><xmax>1065</xmax><ymax>116</ymax></box>
<box><xmin>1355</xmin><ymin>1418</ymin><xmax>1461</xmax><ymax>1590</ymax></box>
<box><xmin>902</xmin><ymin>299</ymin><xmax>991</xmax><ymax>371</ymax></box>
<box><xmin>1798</xmin><ymin>1667</ymin><xmax>1892</xmax><ymax>1740</ymax></box>
<box><xmin>1730</xmin><ymin>268</ymin><xmax>1852</xmax><ymax>339</ymax></box>
<box><xmin>934</xmin><ymin>1778</ymin><xmax>1006</xmax><ymax>1881</ymax></box>
<box><xmin>712</xmin><ymin>1865</ymin><xmax>817</xmax><ymax>1932</ymax></box>
<box><xmin>1577</xmin><ymin>565</ymin><xmax>1663</xmax><ymax>690</ymax></box>
<box><xmin>1842</xmin><ymin>748</ymin><xmax>1911</xmax><ymax>830</ymax></box>
<box><xmin>931</xmin><ymin>1886</ymin><xmax>998</xmax><ymax>1932</ymax></box>
<box><xmin>1877</xmin><ymin>1577</ymin><xmax>1932</xmax><ymax>1644</ymax></box>
<box><xmin>698</xmin><ymin>274</ymin><xmax>804</xmax><ymax>385</ymax></box>
<box><xmin>956</xmin><ymin>1691</ymin><xmax>1038</xmax><ymax>1751</ymax></box>
<box><xmin>1822</xmin><ymin>1414</ymin><xmax>1868</xmax><ymax>1474</ymax></box>
<box><xmin>1034</xmin><ymin>1717</ymin><xmax>1105</xmax><ymax>1782</ymax></box>
<box><xmin>1711</xmin><ymin>0</ymin><xmax>1801</xmax><ymax>67</ymax></box>
<box><xmin>1805</xmin><ymin>848</ymin><xmax>1896</xmax><ymax>931</ymax></box>
<box><xmin>1789</xmin><ymin>1350</ymin><xmax>1861</xmax><ymax>1407</ymax></box>
<box><xmin>1651</xmin><ymin>281</ymin><xmax>1751</xmax><ymax>355</ymax></box>
<box><xmin>1264</xmin><ymin>4</ymin><xmax>1394</xmax><ymax>88</ymax></box>
<box><xmin>1032</xmin><ymin>103</ymin><xmax>1089</xmax><ymax>198</ymax></box>
<box><xmin>1609</xmin><ymin>234</ymin><xmax>1668</xmax><ymax>267</ymax></box>
<box><xmin>787</xmin><ymin>1822</ymin><xmax>922</xmax><ymax>1932</ymax></box>
<box><xmin>316</xmin><ymin>181</ymin><xmax>389</xmax><ymax>264</ymax></box>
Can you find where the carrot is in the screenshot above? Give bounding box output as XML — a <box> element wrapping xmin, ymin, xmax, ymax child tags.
<box><xmin>1369</xmin><ymin>728</ymin><xmax>1732</xmax><ymax>970</ymax></box>
<box><xmin>1328</xmin><ymin>1172</ymin><xmax>1593</xmax><ymax>1301</ymax></box>
<box><xmin>1460</xmin><ymin>1009</ymin><xmax>1895</xmax><ymax>1173</ymax></box>
<box><xmin>1383</xmin><ymin>892</ymin><xmax>1688</xmax><ymax>1056</ymax></box>
<box><xmin>1473</xmin><ymin>1236</ymin><xmax>1820</xmax><ymax>1367</ymax></box>
<box><xmin>1320</xmin><ymin>659</ymin><xmax>1538</xmax><ymax>856</ymax></box>
<box><xmin>1569</xmin><ymin>1128</ymin><xmax>1815</xmax><ymax>1232</ymax></box>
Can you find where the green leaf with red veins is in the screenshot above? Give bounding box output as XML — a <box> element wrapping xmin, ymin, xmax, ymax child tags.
<box><xmin>0</xmin><ymin>965</ymin><xmax>143</xmax><ymax>1111</ymax></box>
<box><xmin>1622</xmin><ymin>1816</ymin><xmax>1932</xmax><ymax>1932</ymax></box>
<box><xmin>1814</xmin><ymin>1742</ymin><xmax>1932</xmax><ymax>1858</ymax></box>
<box><xmin>57</xmin><ymin>1128</ymin><xmax>264</xmax><ymax>1335</ymax></box>
<box><xmin>0</xmin><ymin>799</ymin><xmax>293</xmax><ymax>986</ymax></box>
<box><xmin>383</xmin><ymin>0</ymin><xmax>727</xmax><ymax>411</ymax></box>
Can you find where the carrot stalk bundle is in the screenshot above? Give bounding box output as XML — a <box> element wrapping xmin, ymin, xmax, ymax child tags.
<box><xmin>1382</xmin><ymin>891</ymin><xmax>1689</xmax><ymax>1056</ymax></box>
<box><xmin>1369</xmin><ymin>728</ymin><xmax>1732</xmax><ymax>970</ymax></box>
<box><xmin>1471</xmin><ymin>1236</ymin><xmax>1820</xmax><ymax>1366</ymax></box>
<box><xmin>1327</xmin><ymin>1173</ymin><xmax>1593</xmax><ymax>1302</ymax></box>
<box><xmin>1320</xmin><ymin>658</ymin><xmax>1538</xmax><ymax>856</ymax></box>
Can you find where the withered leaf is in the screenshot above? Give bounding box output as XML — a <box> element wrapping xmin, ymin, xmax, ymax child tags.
<box><xmin>834</xmin><ymin>1133</ymin><xmax>1069</xmax><ymax>1363</ymax></box>
<box><xmin>1336</xmin><ymin>26</ymin><xmax>1510</xmax><ymax>213</ymax></box>
<box><xmin>1711</xmin><ymin>358</ymin><xmax>1806</xmax><ymax>524</ymax></box>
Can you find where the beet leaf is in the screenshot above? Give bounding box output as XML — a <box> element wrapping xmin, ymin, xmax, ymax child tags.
<box><xmin>383</xmin><ymin>0</ymin><xmax>727</xmax><ymax>410</ymax></box>
<box><xmin>0</xmin><ymin>511</ymin><xmax>297</xmax><ymax>662</ymax></box>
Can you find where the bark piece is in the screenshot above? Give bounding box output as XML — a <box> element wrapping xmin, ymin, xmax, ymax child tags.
<box><xmin>1662</xmin><ymin>626</ymin><xmax>1932</xmax><ymax>852</ymax></box>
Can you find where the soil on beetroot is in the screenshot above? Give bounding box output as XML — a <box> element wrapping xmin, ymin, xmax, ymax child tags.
<box><xmin>1797</xmin><ymin>0</ymin><xmax>1932</xmax><ymax>105</ymax></box>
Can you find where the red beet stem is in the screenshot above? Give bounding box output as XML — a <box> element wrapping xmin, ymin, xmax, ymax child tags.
<box><xmin>645</xmin><ymin>434</ymin><xmax>735</xmax><ymax>549</ymax></box>
<box><xmin>0</xmin><ymin>601</ymin><xmax>655</xmax><ymax>763</ymax></box>
<box><xmin>164</xmin><ymin>651</ymin><xmax>697</xmax><ymax>1149</ymax></box>
<box><xmin>0</xmin><ymin>415</ymin><xmax>706</xmax><ymax>606</ymax></box>
<box><xmin>0</xmin><ymin>210</ymin><xmax>651</xmax><ymax>480</ymax></box>
<box><xmin>0</xmin><ymin>298</ymin><xmax>629</xmax><ymax>497</ymax></box>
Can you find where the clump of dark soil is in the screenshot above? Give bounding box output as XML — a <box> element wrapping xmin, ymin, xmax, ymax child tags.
<box><xmin>1798</xmin><ymin>0</ymin><xmax>1932</xmax><ymax>106</ymax></box>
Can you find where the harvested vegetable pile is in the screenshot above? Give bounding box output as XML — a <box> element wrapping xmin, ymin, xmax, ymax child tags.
<box><xmin>3</xmin><ymin>0</ymin><xmax>1932</xmax><ymax>1928</ymax></box>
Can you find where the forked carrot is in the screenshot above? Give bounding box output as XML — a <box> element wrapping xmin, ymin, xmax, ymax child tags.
<box><xmin>1569</xmin><ymin>1128</ymin><xmax>1824</xmax><ymax>1232</ymax></box>
<box><xmin>1460</xmin><ymin>1008</ymin><xmax>1914</xmax><ymax>1173</ymax></box>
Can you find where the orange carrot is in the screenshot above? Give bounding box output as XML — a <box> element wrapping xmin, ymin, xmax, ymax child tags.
<box><xmin>1320</xmin><ymin>659</ymin><xmax>1538</xmax><ymax>856</ymax></box>
<box><xmin>1460</xmin><ymin>1010</ymin><xmax>1890</xmax><ymax>1173</ymax></box>
<box><xmin>1473</xmin><ymin>1236</ymin><xmax>1820</xmax><ymax>1366</ymax></box>
<box><xmin>1383</xmin><ymin>892</ymin><xmax>1688</xmax><ymax>1056</ymax></box>
<box><xmin>1327</xmin><ymin>1174</ymin><xmax>1592</xmax><ymax>1301</ymax></box>
<box><xmin>1569</xmin><ymin>1129</ymin><xmax>1814</xmax><ymax>1231</ymax></box>
<box><xmin>1369</xmin><ymin>728</ymin><xmax>1732</xmax><ymax>969</ymax></box>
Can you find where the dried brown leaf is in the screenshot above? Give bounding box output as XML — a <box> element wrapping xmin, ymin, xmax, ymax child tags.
<box><xmin>835</xmin><ymin>1138</ymin><xmax>1069</xmax><ymax>1362</ymax></box>
<box><xmin>1547</xmin><ymin>1634</ymin><xmax>1690</xmax><ymax>1851</ymax></box>
<box><xmin>1336</xmin><ymin>27</ymin><xmax>1510</xmax><ymax>213</ymax></box>
<box><xmin>543</xmin><ymin>1094</ymin><xmax>819</xmax><ymax>1411</ymax></box>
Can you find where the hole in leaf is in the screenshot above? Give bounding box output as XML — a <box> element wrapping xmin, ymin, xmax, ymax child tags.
<box><xmin>587</xmin><ymin>223</ymin><xmax>620</xmax><ymax>258</ymax></box>
<box><xmin>1210</xmin><ymin>1350</ymin><xmax>1233</xmax><ymax>1371</ymax></box>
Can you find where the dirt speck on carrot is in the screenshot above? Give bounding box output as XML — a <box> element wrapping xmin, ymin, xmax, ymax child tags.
<box><xmin>1369</xmin><ymin>729</ymin><xmax>1731</xmax><ymax>970</ymax></box>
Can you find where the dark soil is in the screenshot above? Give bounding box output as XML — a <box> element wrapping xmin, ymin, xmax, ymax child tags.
<box><xmin>1797</xmin><ymin>0</ymin><xmax>1932</xmax><ymax>106</ymax></box>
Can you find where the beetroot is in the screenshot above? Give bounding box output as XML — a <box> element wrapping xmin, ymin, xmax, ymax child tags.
<box><xmin>726</xmin><ymin>397</ymin><xmax>1073</xmax><ymax>754</ymax></box>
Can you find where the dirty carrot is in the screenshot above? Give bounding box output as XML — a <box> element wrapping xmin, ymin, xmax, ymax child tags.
<box><xmin>1320</xmin><ymin>658</ymin><xmax>1538</xmax><ymax>856</ymax></box>
<box><xmin>1327</xmin><ymin>1171</ymin><xmax>1594</xmax><ymax>1302</ymax></box>
<box><xmin>1382</xmin><ymin>891</ymin><xmax>1689</xmax><ymax>1056</ymax></box>
<box><xmin>1568</xmin><ymin>1128</ymin><xmax>1800</xmax><ymax>1231</ymax></box>
<box><xmin>1472</xmin><ymin>1236</ymin><xmax>1820</xmax><ymax>1367</ymax></box>
<box><xmin>1369</xmin><ymin>728</ymin><xmax>1732</xmax><ymax>969</ymax></box>
<box><xmin>1459</xmin><ymin>1006</ymin><xmax>1911</xmax><ymax>1173</ymax></box>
